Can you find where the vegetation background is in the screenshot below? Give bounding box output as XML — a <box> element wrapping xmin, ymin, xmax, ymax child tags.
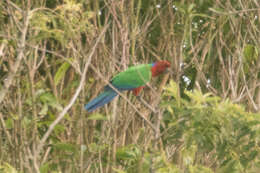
<box><xmin>0</xmin><ymin>0</ymin><xmax>260</xmax><ymax>172</ymax></box>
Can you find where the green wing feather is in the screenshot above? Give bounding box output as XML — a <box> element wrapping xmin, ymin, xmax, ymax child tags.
<box><xmin>111</xmin><ymin>64</ymin><xmax>152</xmax><ymax>89</ymax></box>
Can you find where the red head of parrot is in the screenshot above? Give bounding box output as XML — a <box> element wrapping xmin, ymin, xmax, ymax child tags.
<box><xmin>151</xmin><ymin>60</ymin><xmax>171</xmax><ymax>77</ymax></box>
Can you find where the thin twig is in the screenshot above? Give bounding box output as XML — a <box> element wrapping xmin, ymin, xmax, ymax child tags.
<box><xmin>209</xmin><ymin>7</ymin><xmax>260</xmax><ymax>15</ymax></box>
<box><xmin>0</xmin><ymin>112</ymin><xmax>14</xmax><ymax>148</ymax></box>
<box><xmin>5</xmin><ymin>0</ymin><xmax>23</xmax><ymax>13</ymax></box>
<box><xmin>34</xmin><ymin>23</ymin><xmax>110</xmax><ymax>160</ymax></box>
<box><xmin>137</xmin><ymin>96</ymin><xmax>157</xmax><ymax>113</ymax></box>
<box><xmin>0</xmin><ymin>8</ymin><xmax>29</xmax><ymax>104</ymax></box>
<box><xmin>241</xmin><ymin>68</ymin><xmax>259</xmax><ymax>111</ymax></box>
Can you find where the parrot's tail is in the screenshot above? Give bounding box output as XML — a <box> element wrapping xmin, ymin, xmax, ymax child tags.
<box><xmin>85</xmin><ymin>89</ymin><xmax>118</xmax><ymax>112</ymax></box>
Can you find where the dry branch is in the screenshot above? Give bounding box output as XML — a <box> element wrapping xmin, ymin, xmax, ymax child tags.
<box><xmin>34</xmin><ymin>23</ymin><xmax>110</xmax><ymax>162</ymax></box>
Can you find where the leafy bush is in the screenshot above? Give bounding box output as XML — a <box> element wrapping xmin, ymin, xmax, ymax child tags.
<box><xmin>99</xmin><ymin>80</ymin><xmax>260</xmax><ymax>173</ymax></box>
<box><xmin>160</xmin><ymin>80</ymin><xmax>260</xmax><ymax>173</ymax></box>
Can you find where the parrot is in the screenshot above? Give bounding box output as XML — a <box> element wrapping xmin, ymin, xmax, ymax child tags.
<box><xmin>85</xmin><ymin>60</ymin><xmax>171</xmax><ymax>112</ymax></box>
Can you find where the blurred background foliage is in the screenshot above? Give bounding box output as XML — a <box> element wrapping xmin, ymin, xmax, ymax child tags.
<box><xmin>0</xmin><ymin>0</ymin><xmax>260</xmax><ymax>172</ymax></box>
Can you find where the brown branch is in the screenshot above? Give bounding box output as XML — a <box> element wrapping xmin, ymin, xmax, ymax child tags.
<box><xmin>34</xmin><ymin>23</ymin><xmax>110</xmax><ymax>161</ymax></box>
<box><xmin>0</xmin><ymin>112</ymin><xmax>14</xmax><ymax>148</ymax></box>
<box><xmin>0</xmin><ymin>9</ymin><xmax>29</xmax><ymax>104</ymax></box>
<box><xmin>209</xmin><ymin>7</ymin><xmax>260</xmax><ymax>15</ymax></box>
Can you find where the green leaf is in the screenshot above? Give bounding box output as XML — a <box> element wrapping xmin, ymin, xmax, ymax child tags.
<box><xmin>164</xmin><ymin>80</ymin><xmax>181</xmax><ymax>107</ymax></box>
<box><xmin>116</xmin><ymin>145</ymin><xmax>140</xmax><ymax>160</ymax></box>
<box><xmin>88</xmin><ymin>143</ymin><xmax>107</xmax><ymax>153</ymax></box>
<box><xmin>243</xmin><ymin>44</ymin><xmax>258</xmax><ymax>65</ymax></box>
<box><xmin>87</xmin><ymin>113</ymin><xmax>107</xmax><ymax>121</ymax></box>
<box><xmin>22</xmin><ymin>116</ymin><xmax>31</xmax><ymax>129</ymax></box>
<box><xmin>217</xmin><ymin>160</ymin><xmax>242</xmax><ymax>173</ymax></box>
<box><xmin>49</xmin><ymin>101</ymin><xmax>63</xmax><ymax>112</ymax></box>
<box><xmin>38</xmin><ymin>91</ymin><xmax>62</xmax><ymax>111</ymax></box>
<box><xmin>0</xmin><ymin>162</ymin><xmax>17</xmax><ymax>173</ymax></box>
<box><xmin>188</xmin><ymin>3</ymin><xmax>195</xmax><ymax>13</ymax></box>
<box><xmin>53</xmin><ymin>142</ymin><xmax>77</xmax><ymax>153</ymax></box>
<box><xmin>5</xmin><ymin>118</ymin><xmax>13</xmax><ymax>129</ymax></box>
<box><xmin>53</xmin><ymin>124</ymin><xmax>65</xmax><ymax>134</ymax></box>
<box><xmin>248</xmin><ymin>150</ymin><xmax>258</xmax><ymax>161</ymax></box>
<box><xmin>40</xmin><ymin>162</ymin><xmax>50</xmax><ymax>173</ymax></box>
<box><xmin>39</xmin><ymin>92</ymin><xmax>55</xmax><ymax>103</ymax></box>
<box><xmin>54</xmin><ymin>61</ymin><xmax>71</xmax><ymax>86</ymax></box>
<box><xmin>39</xmin><ymin>104</ymin><xmax>48</xmax><ymax>115</ymax></box>
<box><xmin>188</xmin><ymin>165</ymin><xmax>214</xmax><ymax>173</ymax></box>
<box><xmin>112</xmin><ymin>167</ymin><xmax>126</xmax><ymax>173</ymax></box>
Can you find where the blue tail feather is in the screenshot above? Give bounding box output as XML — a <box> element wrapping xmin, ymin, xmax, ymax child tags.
<box><xmin>85</xmin><ymin>89</ymin><xmax>118</xmax><ymax>112</ymax></box>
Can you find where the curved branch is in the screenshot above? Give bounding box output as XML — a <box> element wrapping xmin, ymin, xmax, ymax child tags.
<box><xmin>34</xmin><ymin>23</ymin><xmax>110</xmax><ymax>159</ymax></box>
<box><xmin>0</xmin><ymin>8</ymin><xmax>29</xmax><ymax>104</ymax></box>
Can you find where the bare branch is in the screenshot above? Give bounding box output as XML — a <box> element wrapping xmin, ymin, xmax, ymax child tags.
<box><xmin>0</xmin><ymin>8</ymin><xmax>29</xmax><ymax>104</ymax></box>
<box><xmin>34</xmin><ymin>23</ymin><xmax>110</xmax><ymax>160</ymax></box>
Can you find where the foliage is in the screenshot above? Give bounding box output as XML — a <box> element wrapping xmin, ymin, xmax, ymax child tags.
<box><xmin>0</xmin><ymin>0</ymin><xmax>260</xmax><ymax>172</ymax></box>
<box><xmin>161</xmin><ymin>80</ymin><xmax>260</xmax><ymax>173</ymax></box>
<box><xmin>0</xmin><ymin>162</ymin><xmax>17</xmax><ymax>173</ymax></box>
